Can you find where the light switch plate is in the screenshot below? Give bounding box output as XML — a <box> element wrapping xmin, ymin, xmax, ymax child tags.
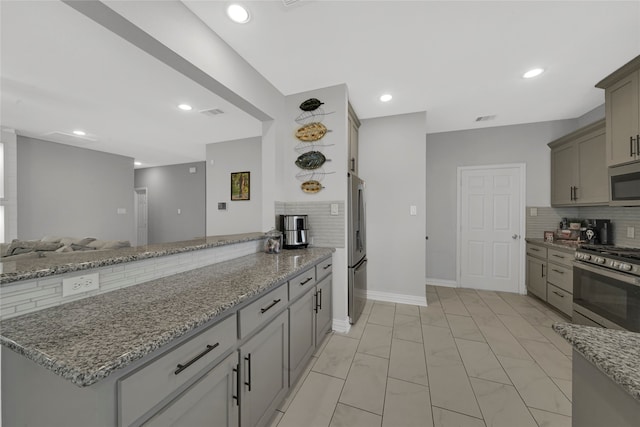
<box><xmin>530</xmin><ymin>207</ymin><xmax>538</xmax><ymax>217</ymax></box>
<box><xmin>330</xmin><ymin>203</ymin><xmax>339</xmax><ymax>215</ymax></box>
<box><xmin>410</xmin><ymin>205</ymin><xmax>417</xmax><ymax>216</ymax></box>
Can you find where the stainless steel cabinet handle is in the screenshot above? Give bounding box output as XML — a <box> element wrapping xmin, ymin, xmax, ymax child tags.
<box><xmin>174</xmin><ymin>343</ymin><xmax>219</xmax><ymax>375</ymax></box>
<box><xmin>541</xmin><ymin>264</ymin><xmax>545</xmax><ymax>278</ymax></box>
<box><xmin>318</xmin><ymin>288</ymin><xmax>323</xmax><ymax>310</ymax></box>
<box><xmin>552</xmin><ymin>268</ymin><xmax>565</xmax><ymax>274</ymax></box>
<box><xmin>636</xmin><ymin>134</ymin><xmax>639</xmax><ymax>157</ymax></box>
<box><xmin>244</xmin><ymin>354</ymin><xmax>252</xmax><ymax>391</ymax></box>
<box><xmin>631</xmin><ymin>136</ymin><xmax>636</xmax><ymax>157</ymax></box>
<box><xmin>314</xmin><ymin>291</ymin><xmax>319</xmax><ymax>313</ymax></box>
<box><xmin>232</xmin><ymin>365</ymin><xmax>240</xmax><ymax>405</ymax></box>
<box><xmin>530</xmin><ymin>247</ymin><xmax>540</xmax><ymax>252</ymax></box>
<box><xmin>322</xmin><ymin>263</ymin><xmax>332</xmax><ymax>270</ymax></box>
<box><xmin>552</xmin><ymin>254</ymin><xmax>566</xmax><ymax>259</ymax></box>
<box><xmin>260</xmin><ymin>298</ymin><xmax>282</xmax><ymax>313</ymax></box>
<box><xmin>552</xmin><ymin>290</ymin><xmax>564</xmax><ymax>298</ymax></box>
<box><xmin>299</xmin><ymin>277</ymin><xmax>313</xmax><ymax>286</ymax></box>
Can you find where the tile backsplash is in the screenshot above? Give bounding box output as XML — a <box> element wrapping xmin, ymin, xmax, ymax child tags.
<box><xmin>275</xmin><ymin>201</ymin><xmax>345</xmax><ymax>248</ymax></box>
<box><xmin>526</xmin><ymin>206</ymin><xmax>640</xmax><ymax>247</ymax></box>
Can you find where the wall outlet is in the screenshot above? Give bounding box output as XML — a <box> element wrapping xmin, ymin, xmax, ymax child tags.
<box><xmin>62</xmin><ymin>273</ymin><xmax>100</xmax><ymax>297</ymax></box>
<box><xmin>628</xmin><ymin>227</ymin><xmax>635</xmax><ymax>239</ymax></box>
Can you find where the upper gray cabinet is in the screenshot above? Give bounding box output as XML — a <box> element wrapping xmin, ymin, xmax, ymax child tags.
<box><xmin>596</xmin><ymin>55</ymin><xmax>640</xmax><ymax>166</ymax></box>
<box><xmin>549</xmin><ymin>119</ymin><xmax>608</xmax><ymax>206</ymax></box>
<box><xmin>348</xmin><ymin>103</ymin><xmax>361</xmax><ymax>175</ymax></box>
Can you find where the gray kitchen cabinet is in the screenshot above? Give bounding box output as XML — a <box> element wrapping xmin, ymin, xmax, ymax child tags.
<box><xmin>240</xmin><ymin>310</ymin><xmax>289</xmax><ymax>427</ymax></box>
<box><xmin>289</xmin><ymin>288</ymin><xmax>315</xmax><ymax>384</ymax></box>
<box><xmin>596</xmin><ymin>56</ymin><xmax>640</xmax><ymax>167</ymax></box>
<box><xmin>549</xmin><ymin>119</ymin><xmax>608</xmax><ymax>206</ymax></box>
<box><xmin>526</xmin><ymin>243</ymin><xmax>547</xmax><ymax>301</ymax></box>
<box><xmin>348</xmin><ymin>103</ymin><xmax>360</xmax><ymax>175</ymax></box>
<box><xmin>315</xmin><ymin>275</ymin><xmax>332</xmax><ymax>345</ymax></box>
<box><xmin>143</xmin><ymin>352</ymin><xmax>238</xmax><ymax>427</ymax></box>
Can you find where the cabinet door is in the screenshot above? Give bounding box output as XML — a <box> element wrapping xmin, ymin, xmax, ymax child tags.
<box><xmin>550</xmin><ymin>142</ymin><xmax>576</xmax><ymax>206</ymax></box>
<box><xmin>348</xmin><ymin>117</ymin><xmax>359</xmax><ymax>174</ymax></box>
<box><xmin>526</xmin><ymin>256</ymin><xmax>547</xmax><ymax>301</ymax></box>
<box><xmin>576</xmin><ymin>125</ymin><xmax>608</xmax><ymax>205</ymax></box>
<box><xmin>143</xmin><ymin>353</ymin><xmax>238</xmax><ymax>427</ymax></box>
<box><xmin>315</xmin><ymin>276</ymin><xmax>332</xmax><ymax>346</ymax></box>
<box><xmin>240</xmin><ymin>311</ymin><xmax>289</xmax><ymax>427</ymax></box>
<box><xmin>289</xmin><ymin>290</ymin><xmax>315</xmax><ymax>384</ymax></box>
<box><xmin>605</xmin><ymin>71</ymin><xmax>640</xmax><ymax>166</ymax></box>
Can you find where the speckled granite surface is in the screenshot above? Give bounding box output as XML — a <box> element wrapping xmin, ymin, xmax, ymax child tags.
<box><xmin>0</xmin><ymin>247</ymin><xmax>333</xmax><ymax>387</ymax></box>
<box><xmin>525</xmin><ymin>238</ymin><xmax>580</xmax><ymax>251</ymax></box>
<box><xmin>0</xmin><ymin>232</ymin><xmax>266</xmax><ymax>285</ymax></box>
<box><xmin>553</xmin><ymin>322</ymin><xmax>640</xmax><ymax>401</ymax></box>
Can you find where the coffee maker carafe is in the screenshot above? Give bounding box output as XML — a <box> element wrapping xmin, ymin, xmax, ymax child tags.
<box><xmin>279</xmin><ymin>215</ymin><xmax>309</xmax><ymax>249</ymax></box>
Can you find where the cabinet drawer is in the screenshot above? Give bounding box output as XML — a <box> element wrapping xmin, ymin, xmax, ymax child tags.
<box><xmin>119</xmin><ymin>314</ymin><xmax>237</xmax><ymax>427</ymax></box>
<box><xmin>547</xmin><ymin>283</ymin><xmax>572</xmax><ymax>317</ymax></box>
<box><xmin>547</xmin><ymin>248</ymin><xmax>574</xmax><ymax>268</ymax></box>
<box><xmin>547</xmin><ymin>264</ymin><xmax>573</xmax><ymax>293</ymax></box>
<box><xmin>289</xmin><ymin>267</ymin><xmax>316</xmax><ymax>302</ymax></box>
<box><xmin>316</xmin><ymin>258</ymin><xmax>333</xmax><ymax>281</ymax></box>
<box><xmin>526</xmin><ymin>244</ymin><xmax>547</xmax><ymax>259</ymax></box>
<box><xmin>239</xmin><ymin>283</ymin><xmax>288</xmax><ymax>338</ymax></box>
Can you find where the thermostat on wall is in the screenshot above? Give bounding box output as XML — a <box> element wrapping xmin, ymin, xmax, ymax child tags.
<box><xmin>218</xmin><ymin>202</ymin><xmax>227</xmax><ymax>211</ymax></box>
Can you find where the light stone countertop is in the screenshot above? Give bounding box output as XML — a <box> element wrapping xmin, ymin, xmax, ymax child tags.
<box><xmin>553</xmin><ymin>322</ymin><xmax>640</xmax><ymax>402</ymax></box>
<box><xmin>0</xmin><ymin>232</ymin><xmax>267</xmax><ymax>285</ymax></box>
<box><xmin>0</xmin><ymin>247</ymin><xmax>333</xmax><ymax>387</ymax></box>
<box><xmin>525</xmin><ymin>237</ymin><xmax>581</xmax><ymax>251</ymax></box>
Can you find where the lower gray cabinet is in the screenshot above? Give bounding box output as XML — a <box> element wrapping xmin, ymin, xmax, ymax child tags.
<box><xmin>289</xmin><ymin>289</ymin><xmax>315</xmax><ymax>384</ymax></box>
<box><xmin>240</xmin><ymin>310</ymin><xmax>289</xmax><ymax>427</ymax></box>
<box><xmin>315</xmin><ymin>275</ymin><xmax>332</xmax><ymax>345</ymax></box>
<box><xmin>143</xmin><ymin>352</ymin><xmax>239</xmax><ymax>427</ymax></box>
<box><xmin>526</xmin><ymin>255</ymin><xmax>547</xmax><ymax>300</ymax></box>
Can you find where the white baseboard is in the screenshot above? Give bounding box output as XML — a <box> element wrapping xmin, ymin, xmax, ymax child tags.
<box><xmin>366</xmin><ymin>290</ymin><xmax>427</xmax><ymax>307</ymax></box>
<box><xmin>332</xmin><ymin>317</ymin><xmax>351</xmax><ymax>334</ymax></box>
<box><xmin>425</xmin><ymin>278</ymin><xmax>458</xmax><ymax>288</ymax></box>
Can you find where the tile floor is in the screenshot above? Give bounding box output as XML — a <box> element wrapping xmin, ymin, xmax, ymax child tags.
<box><xmin>269</xmin><ymin>285</ymin><xmax>574</xmax><ymax>427</ymax></box>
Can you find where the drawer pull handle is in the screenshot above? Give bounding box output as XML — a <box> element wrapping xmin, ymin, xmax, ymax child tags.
<box><xmin>232</xmin><ymin>365</ymin><xmax>240</xmax><ymax>406</ymax></box>
<box><xmin>314</xmin><ymin>291</ymin><xmax>319</xmax><ymax>313</ymax></box>
<box><xmin>174</xmin><ymin>342</ymin><xmax>219</xmax><ymax>375</ymax></box>
<box><xmin>323</xmin><ymin>263</ymin><xmax>332</xmax><ymax>270</ymax></box>
<box><xmin>318</xmin><ymin>288</ymin><xmax>323</xmax><ymax>310</ymax></box>
<box><xmin>299</xmin><ymin>277</ymin><xmax>313</xmax><ymax>286</ymax></box>
<box><xmin>260</xmin><ymin>298</ymin><xmax>282</xmax><ymax>314</ymax></box>
<box><xmin>244</xmin><ymin>354</ymin><xmax>252</xmax><ymax>391</ymax></box>
<box><xmin>552</xmin><ymin>269</ymin><xmax>564</xmax><ymax>274</ymax></box>
<box><xmin>552</xmin><ymin>254</ymin><xmax>566</xmax><ymax>259</ymax></box>
<box><xmin>552</xmin><ymin>290</ymin><xmax>564</xmax><ymax>298</ymax></box>
<box><xmin>530</xmin><ymin>247</ymin><xmax>540</xmax><ymax>252</ymax></box>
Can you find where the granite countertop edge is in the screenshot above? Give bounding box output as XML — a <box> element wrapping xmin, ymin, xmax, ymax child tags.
<box><xmin>553</xmin><ymin>322</ymin><xmax>640</xmax><ymax>402</ymax></box>
<box><xmin>0</xmin><ymin>248</ymin><xmax>334</xmax><ymax>387</ymax></box>
<box><xmin>0</xmin><ymin>232</ymin><xmax>267</xmax><ymax>285</ymax></box>
<box><xmin>525</xmin><ymin>237</ymin><xmax>580</xmax><ymax>251</ymax></box>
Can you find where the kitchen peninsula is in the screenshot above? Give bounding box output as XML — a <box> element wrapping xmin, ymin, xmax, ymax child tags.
<box><xmin>1</xmin><ymin>234</ymin><xmax>334</xmax><ymax>427</ymax></box>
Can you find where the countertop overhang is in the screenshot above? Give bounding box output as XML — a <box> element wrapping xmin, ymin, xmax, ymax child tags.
<box><xmin>0</xmin><ymin>247</ymin><xmax>334</xmax><ymax>387</ymax></box>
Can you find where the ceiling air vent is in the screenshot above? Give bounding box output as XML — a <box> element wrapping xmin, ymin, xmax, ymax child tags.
<box><xmin>475</xmin><ymin>115</ymin><xmax>496</xmax><ymax>122</ymax></box>
<box><xmin>199</xmin><ymin>108</ymin><xmax>225</xmax><ymax>117</ymax></box>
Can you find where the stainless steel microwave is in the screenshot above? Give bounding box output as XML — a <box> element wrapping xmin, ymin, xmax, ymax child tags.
<box><xmin>609</xmin><ymin>162</ymin><xmax>640</xmax><ymax>206</ymax></box>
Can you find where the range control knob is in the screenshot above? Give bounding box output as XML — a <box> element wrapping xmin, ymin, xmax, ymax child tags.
<box><xmin>582</xmin><ymin>254</ymin><xmax>592</xmax><ymax>261</ymax></box>
<box><xmin>619</xmin><ymin>263</ymin><xmax>632</xmax><ymax>272</ymax></box>
<box><xmin>611</xmin><ymin>261</ymin><xmax>619</xmax><ymax>268</ymax></box>
<box><xmin>595</xmin><ymin>257</ymin><xmax>606</xmax><ymax>264</ymax></box>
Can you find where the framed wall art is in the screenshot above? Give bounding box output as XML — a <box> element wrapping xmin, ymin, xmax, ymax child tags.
<box><xmin>231</xmin><ymin>171</ymin><xmax>250</xmax><ymax>201</ymax></box>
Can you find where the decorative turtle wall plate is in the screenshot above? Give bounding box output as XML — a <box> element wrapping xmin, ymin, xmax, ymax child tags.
<box><xmin>301</xmin><ymin>180</ymin><xmax>323</xmax><ymax>193</ymax></box>
<box><xmin>299</xmin><ymin>98</ymin><xmax>324</xmax><ymax>111</ymax></box>
<box><xmin>295</xmin><ymin>122</ymin><xmax>328</xmax><ymax>141</ymax></box>
<box><xmin>295</xmin><ymin>151</ymin><xmax>327</xmax><ymax>170</ymax></box>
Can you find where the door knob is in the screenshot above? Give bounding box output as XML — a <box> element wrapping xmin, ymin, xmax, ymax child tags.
<box><xmin>512</xmin><ymin>234</ymin><xmax>518</xmax><ymax>239</ymax></box>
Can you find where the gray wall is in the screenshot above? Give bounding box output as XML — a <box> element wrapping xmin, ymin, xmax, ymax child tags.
<box><xmin>17</xmin><ymin>136</ymin><xmax>134</xmax><ymax>241</ymax></box>
<box><xmin>134</xmin><ymin>162</ymin><xmax>206</xmax><ymax>244</ymax></box>
<box><xmin>359</xmin><ymin>112</ymin><xmax>428</xmax><ymax>302</ymax></box>
<box><xmin>425</xmin><ymin>119</ymin><xmax>579</xmax><ymax>282</ymax></box>
<box><xmin>206</xmin><ymin>137</ymin><xmax>262</xmax><ymax>236</ymax></box>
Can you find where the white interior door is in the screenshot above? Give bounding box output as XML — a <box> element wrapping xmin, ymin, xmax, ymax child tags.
<box><xmin>458</xmin><ymin>165</ymin><xmax>524</xmax><ymax>292</ymax></box>
<box><xmin>134</xmin><ymin>188</ymin><xmax>148</xmax><ymax>246</ymax></box>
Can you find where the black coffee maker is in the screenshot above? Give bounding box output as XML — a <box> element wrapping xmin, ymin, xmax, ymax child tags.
<box><xmin>582</xmin><ymin>219</ymin><xmax>612</xmax><ymax>245</ymax></box>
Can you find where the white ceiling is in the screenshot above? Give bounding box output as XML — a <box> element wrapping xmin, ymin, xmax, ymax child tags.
<box><xmin>185</xmin><ymin>0</ymin><xmax>640</xmax><ymax>132</ymax></box>
<box><xmin>1</xmin><ymin>1</ymin><xmax>639</xmax><ymax>168</ymax></box>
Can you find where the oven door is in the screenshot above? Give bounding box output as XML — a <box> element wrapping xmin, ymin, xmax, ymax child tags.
<box><xmin>573</xmin><ymin>261</ymin><xmax>640</xmax><ymax>332</ymax></box>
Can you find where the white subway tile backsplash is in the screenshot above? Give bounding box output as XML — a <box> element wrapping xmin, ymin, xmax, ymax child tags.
<box><xmin>275</xmin><ymin>200</ymin><xmax>345</xmax><ymax>248</ymax></box>
<box><xmin>0</xmin><ymin>239</ymin><xmax>264</xmax><ymax>320</ymax></box>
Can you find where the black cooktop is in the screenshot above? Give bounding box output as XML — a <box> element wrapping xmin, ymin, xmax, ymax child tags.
<box><xmin>579</xmin><ymin>244</ymin><xmax>640</xmax><ymax>261</ymax></box>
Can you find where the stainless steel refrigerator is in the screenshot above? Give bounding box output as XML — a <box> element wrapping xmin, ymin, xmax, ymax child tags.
<box><xmin>348</xmin><ymin>173</ymin><xmax>367</xmax><ymax>324</ymax></box>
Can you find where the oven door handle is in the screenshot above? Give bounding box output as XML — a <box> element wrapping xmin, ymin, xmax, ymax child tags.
<box><xmin>575</xmin><ymin>261</ymin><xmax>640</xmax><ymax>286</ymax></box>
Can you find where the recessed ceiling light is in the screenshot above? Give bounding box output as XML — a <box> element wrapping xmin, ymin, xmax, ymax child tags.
<box><xmin>380</xmin><ymin>94</ymin><xmax>393</xmax><ymax>102</ymax></box>
<box><xmin>72</xmin><ymin>130</ymin><xmax>86</xmax><ymax>136</ymax></box>
<box><xmin>227</xmin><ymin>4</ymin><xmax>250</xmax><ymax>23</ymax></box>
<box><xmin>134</xmin><ymin>161</ymin><xmax>142</xmax><ymax>166</ymax></box>
<box><xmin>178</xmin><ymin>104</ymin><xmax>193</xmax><ymax>111</ymax></box>
<box><xmin>523</xmin><ymin>68</ymin><xmax>545</xmax><ymax>79</ymax></box>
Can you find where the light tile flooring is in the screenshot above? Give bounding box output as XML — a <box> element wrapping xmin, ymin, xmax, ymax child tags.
<box><xmin>270</xmin><ymin>285</ymin><xmax>573</xmax><ymax>427</ymax></box>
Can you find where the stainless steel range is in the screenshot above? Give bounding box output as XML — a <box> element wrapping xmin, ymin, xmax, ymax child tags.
<box><xmin>573</xmin><ymin>245</ymin><xmax>640</xmax><ymax>332</ymax></box>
